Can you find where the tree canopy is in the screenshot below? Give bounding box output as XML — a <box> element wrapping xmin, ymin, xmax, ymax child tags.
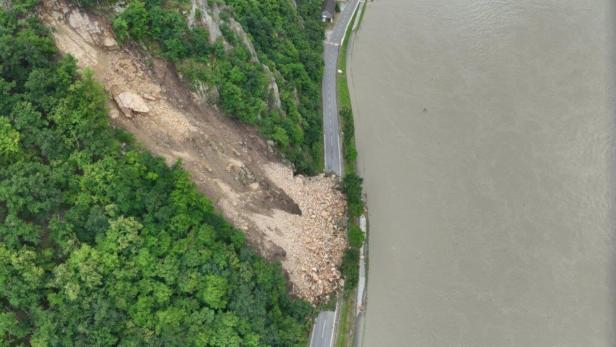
<box><xmin>0</xmin><ymin>5</ymin><xmax>313</xmax><ymax>345</ymax></box>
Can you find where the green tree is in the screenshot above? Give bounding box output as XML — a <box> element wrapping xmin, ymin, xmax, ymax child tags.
<box><xmin>272</xmin><ymin>126</ymin><xmax>290</xmax><ymax>147</ymax></box>
<box><xmin>120</xmin><ymin>0</ymin><xmax>148</xmax><ymax>41</ymax></box>
<box><xmin>202</xmin><ymin>275</ymin><xmax>228</xmax><ymax>309</ymax></box>
<box><xmin>51</xmin><ymin>70</ymin><xmax>111</xmax><ymax>156</ymax></box>
<box><xmin>0</xmin><ymin>311</ymin><xmax>28</xmax><ymax>343</ymax></box>
<box><xmin>0</xmin><ymin>117</ymin><xmax>19</xmax><ymax>158</ymax></box>
<box><xmin>112</xmin><ymin>17</ymin><xmax>129</xmax><ymax>43</ymax></box>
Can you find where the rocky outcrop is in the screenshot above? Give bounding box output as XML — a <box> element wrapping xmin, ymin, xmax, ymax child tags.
<box><xmin>66</xmin><ymin>8</ymin><xmax>117</xmax><ymax>49</ymax></box>
<box><xmin>264</xmin><ymin>65</ymin><xmax>283</xmax><ymax>110</ymax></box>
<box><xmin>192</xmin><ymin>80</ymin><xmax>219</xmax><ymax>105</ymax></box>
<box><xmin>188</xmin><ymin>0</ymin><xmax>222</xmax><ymax>43</ymax></box>
<box><xmin>227</xmin><ymin>17</ymin><xmax>258</xmax><ymax>61</ymax></box>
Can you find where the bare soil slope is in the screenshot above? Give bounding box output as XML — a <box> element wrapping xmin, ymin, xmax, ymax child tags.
<box><xmin>39</xmin><ymin>0</ymin><xmax>346</xmax><ymax>302</ymax></box>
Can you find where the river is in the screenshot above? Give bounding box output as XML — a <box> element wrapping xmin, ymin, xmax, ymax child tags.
<box><xmin>347</xmin><ymin>0</ymin><xmax>616</xmax><ymax>345</ymax></box>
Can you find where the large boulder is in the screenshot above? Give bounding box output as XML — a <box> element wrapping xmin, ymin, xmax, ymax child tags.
<box><xmin>114</xmin><ymin>92</ymin><xmax>150</xmax><ymax>116</ymax></box>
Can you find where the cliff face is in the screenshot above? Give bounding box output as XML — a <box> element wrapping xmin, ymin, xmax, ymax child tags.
<box><xmin>187</xmin><ymin>0</ymin><xmax>283</xmax><ymax>112</ymax></box>
<box><xmin>39</xmin><ymin>0</ymin><xmax>345</xmax><ymax>303</ymax></box>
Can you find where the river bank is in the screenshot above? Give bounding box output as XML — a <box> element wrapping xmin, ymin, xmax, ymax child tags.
<box><xmin>332</xmin><ymin>1</ymin><xmax>369</xmax><ymax>346</ymax></box>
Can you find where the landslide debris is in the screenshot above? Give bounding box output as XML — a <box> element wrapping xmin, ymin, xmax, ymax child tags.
<box><xmin>39</xmin><ymin>0</ymin><xmax>346</xmax><ymax>302</ymax></box>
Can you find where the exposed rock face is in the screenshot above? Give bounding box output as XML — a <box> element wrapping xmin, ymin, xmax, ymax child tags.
<box><xmin>114</xmin><ymin>92</ymin><xmax>150</xmax><ymax>115</ymax></box>
<box><xmin>64</xmin><ymin>9</ymin><xmax>118</xmax><ymax>49</ymax></box>
<box><xmin>39</xmin><ymin>0</ymin><xmax>346</xmax><ymax>303</ymax></box>
<box><xmin>228</xmin><ymin>17</ymin><xmax>258</xmax><ymax>61</ymax></box>
<box><xmin>193</xmin><ymin>80</ymin><xmax>219</xmax><ymax>105</ymax></box>
<box><xmin>67</xmin><ymin>10</ymin><xmax>94</xmax><ymax>34</ymax></box>
<box><xmin>188</xmin><ymin>0</ymin><xmax>222</xmax><ymax>43</ymax></box>
<box><xmin>187</xmin><ymin>0</ymin><xmax>283</xmax><ymax>112</ymax></box>
<box><xmin>264</xmin><ymin>65</ymin><xmax>283</xmax><ymax>110</ymax></box>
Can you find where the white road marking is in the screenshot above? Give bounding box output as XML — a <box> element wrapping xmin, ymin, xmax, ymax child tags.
<box><xmin>309</xmin><ymin>317</ymin><xmax>318</xmax><ymax>346</ymax></box>
<box><xmin>321</xmin><ymin>318</ymin><xmax>326</xmax><ymax>338</ymax></box>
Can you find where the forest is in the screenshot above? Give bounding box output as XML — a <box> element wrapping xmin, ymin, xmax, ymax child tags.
<box><xmin>0</xmin><ymin>3</ymin><xmax>313</xmax><ymax>345</ymax></box>
<box><xmin>107</xmin><ymin>0</ymin><xmax>325</xmax><ymax>174</ymax></box>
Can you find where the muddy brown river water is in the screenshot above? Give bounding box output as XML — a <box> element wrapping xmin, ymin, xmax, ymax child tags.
<box><xmin>348</xmin><ymin>0</ymin><xmax>616</xmax><ymax>345</ymax></box>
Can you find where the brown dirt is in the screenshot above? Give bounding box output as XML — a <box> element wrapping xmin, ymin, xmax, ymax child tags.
<box><xmin>39</xmin><ymin>0</ymin><xmax>347</xmax><ymax>302</ymax></box>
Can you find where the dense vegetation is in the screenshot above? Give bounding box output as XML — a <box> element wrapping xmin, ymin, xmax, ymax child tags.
<box><xmin>106</xmin><ymin>0</ymin><xmax>324</xmax><ymax>174</ymax></box>
<box><xmin>222</xmin><ymin>0</ymin><xmax>325</xmax><ymax>173</ymax></box>
<box><xmin>0</xmin><ymin>4</ymin><xmax>313</xmax><ymax>345</ymax></box>
<box><xmin>339</xmin><ymin>172</ymin><xmax>363</xmax><ymax>290</ymax></box>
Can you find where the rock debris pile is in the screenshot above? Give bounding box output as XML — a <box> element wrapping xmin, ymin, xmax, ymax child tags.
<box><xmin>251</xmin><ymin>164</ymin><xmax>347</xmax><ymax>302</ymax></box>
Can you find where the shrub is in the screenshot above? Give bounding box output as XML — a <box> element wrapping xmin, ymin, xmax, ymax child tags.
<box><xmin>341</xmin><ymin>248</ymin><xmax>360</xmax><ymax>290</ymax></box>
<box><xmin>348</xmin><ymin>223</ymin><xmax>364</xmax><ymax>248</ymax></box>
<box><xmin>342</xmin><ymin>172</ymin><xmax>364</xmax><ymax>218</ymax></box>
<box><xmin>112</xmin><ymin>17</ymin><xmax>129</xmax><ymax>43</ymax></box>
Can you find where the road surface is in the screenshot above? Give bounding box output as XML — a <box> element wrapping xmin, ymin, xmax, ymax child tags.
<box><xmin>322</xmin><ymin>0</ymin><xmax>361</xmax><ymax>176</ymax></box>
<box><xmin>310</xmin><ymin>311</ymin><xmax>336</xmax><ymax>347</ymax></box>
<box><xmin>312</xmin><ymin>1</ymin><xmax>362</xmax><ymax>346</ymax></box>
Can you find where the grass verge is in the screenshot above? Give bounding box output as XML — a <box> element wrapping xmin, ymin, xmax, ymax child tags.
<box><xmin>336</xmin><ymin>6</ymin><xmax>357</xmax><ymax>175</ymax></box>
<box><xmin>335</xmin><ymin>2</ymin><xmax>367</xmax><ymax>346</ymax></box>
<box><xmin>336</xmin><ymin>288</ymin><xmax>357</xmax><ymax>347</ymax></box>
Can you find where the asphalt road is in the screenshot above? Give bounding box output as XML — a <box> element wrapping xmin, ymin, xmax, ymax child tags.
<box><xmin>312</xmin><ymin>2</ymin><xmax>362</xmax><ymax>347</ymax></box>
<box><xmin>322</xmin><ymin>0</ymin><xmax>361</xmax><ymax>176</ymax></box>
<box><xmin>310</xmin><ymin>311</ymin><xmax>336</xmax><ymax>347</ymax></box>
